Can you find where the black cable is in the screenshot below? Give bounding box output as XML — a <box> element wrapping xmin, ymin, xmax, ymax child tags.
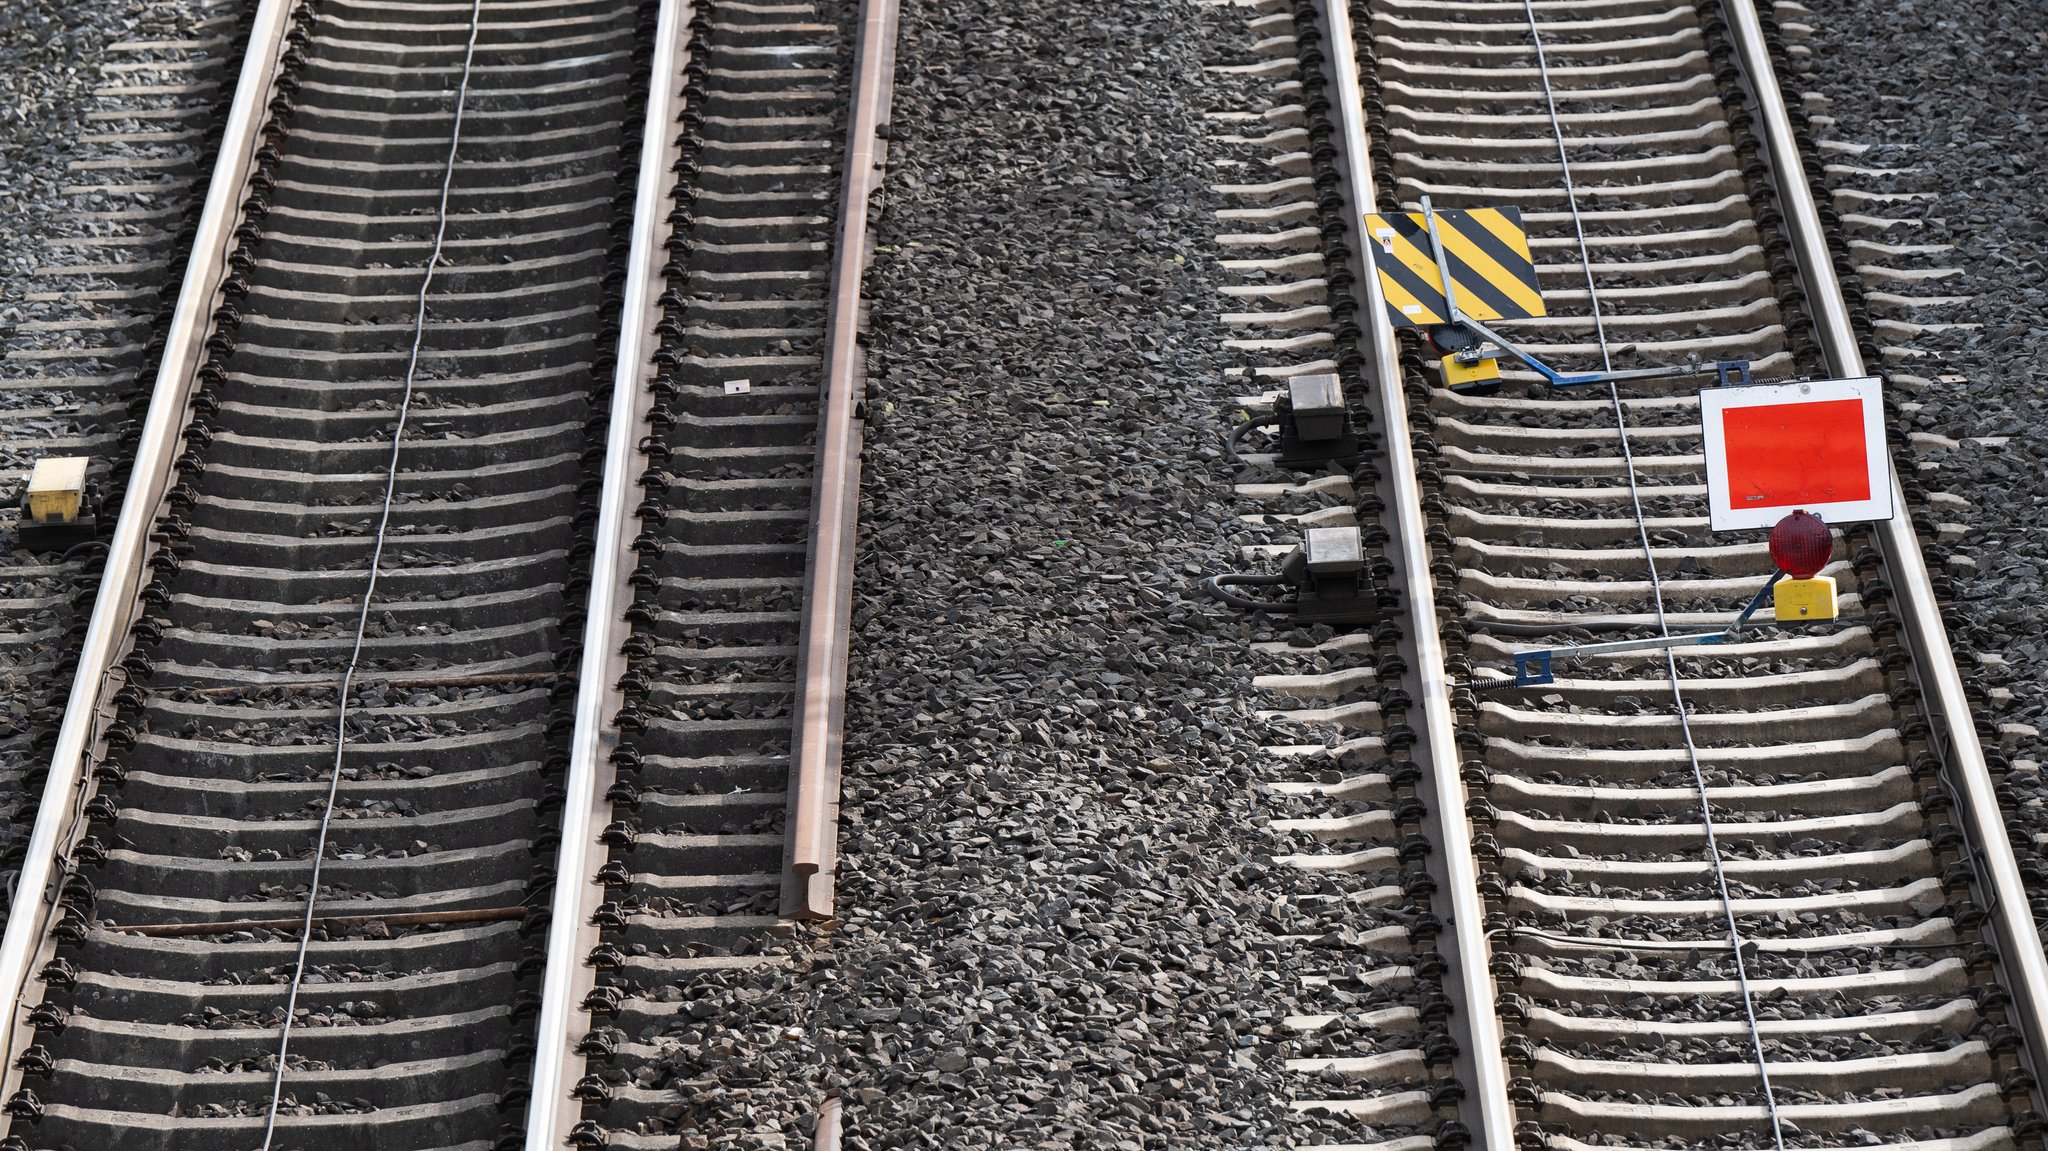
<box><xmin>1223</xmin><ymin>412</ymin><xmax>1279</xmax><ymax>462</ymax></box>
<box><xmin>1200</xmin><ymin>571</ymin><xmax>1297</xmax><ymax>612</ymax></box>
<box><xmin>57</xmin><ymin>539</ymin><xmax>111</xmax><ymax>563</ymax></box>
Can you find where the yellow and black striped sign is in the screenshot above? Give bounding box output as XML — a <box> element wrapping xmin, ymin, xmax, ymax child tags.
<box><xmin>1364</xmin><ymin>206</ymin><xmax>1545</xmax><ymax>328</ymax></box>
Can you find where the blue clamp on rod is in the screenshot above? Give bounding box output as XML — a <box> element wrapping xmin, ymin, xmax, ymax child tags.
<box><xmin>1714</xmin><ymin>361</ymin><xmax>1754</xmax><ymax>388</ymax></box>
<box><xmin>1508</xmin><ymin>571</ymin><xmax>1787</xmax><ymax>688</ymax></box>
<box><xmin>1418</xmin><ymin>196</ymin><xmax>1753</xmax><ymax>392</ymax></box>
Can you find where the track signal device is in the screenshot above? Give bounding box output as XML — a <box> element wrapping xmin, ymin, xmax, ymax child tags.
<box><xmin>1366</xmin><ymin>196</ymin><xmax>1752</xmax><ymax>392</ymax></box>
<box><xmin>1699</xmin><ymin>376</ymin><xmax>1894</xmax><ymax>532</ymax></box>
<box><xmin>18</xmin><ymin>456</ymin><xmax>97</xmax><ymax>552</ymax></box>
<box><xmin>1769</xmin><ymin>509</ymin><xmax>1837</xmax><ymax>621</ymax></box>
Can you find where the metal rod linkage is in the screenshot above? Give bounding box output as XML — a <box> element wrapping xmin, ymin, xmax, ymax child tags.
<box><xmin>1508</xmin><ymin>572</ymin><xmax>1784</xmax><ymax>676</ymax></box>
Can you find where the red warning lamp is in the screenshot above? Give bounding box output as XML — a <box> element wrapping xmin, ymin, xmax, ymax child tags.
<box><xmin>1769</xmin><ymin>510</ymin><xmax>1833</xmax><ymax>579</ymax></box>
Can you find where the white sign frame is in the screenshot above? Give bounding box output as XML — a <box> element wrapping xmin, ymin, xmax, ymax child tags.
<box><xmin>1699</xmin><ymin>376</ymin><xmax>1894</xmax><ymax>532</ymax></box>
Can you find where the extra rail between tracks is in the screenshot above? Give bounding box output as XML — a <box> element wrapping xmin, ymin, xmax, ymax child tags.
<box><xmin>786</xmin><ymin>0</ymin><xmax>899</xmax><ymax>923</ymax></box>
<box><xmin>0</xmin><ymin>0</ymin><xmax>299</xmax><ymax>1094</ymax></box>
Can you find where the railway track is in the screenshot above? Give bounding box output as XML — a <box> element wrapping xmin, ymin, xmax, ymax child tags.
<box><xmin>0</xmin><ymin>0</ymin><xmax>2028</xmax><ymax>1142</ymax></box>
<box><xmin>0</xmin><ymin>0</ymin><xmax>890</xmax><ymax>1145</ymax></box>
<box><xmin>1205</xmin><ymin>0</ymin><xmax>2048</xmax><ymax>1146</ymax></box>
<box><xmin>0</xmin><ymin>0</ymin><xmax>655</xmax><ymax>1142</ymax></box>
<box><xmin>523</xmin><ymin>0</ymin><xmax>889</xmax><ymax>1145</ymax></box>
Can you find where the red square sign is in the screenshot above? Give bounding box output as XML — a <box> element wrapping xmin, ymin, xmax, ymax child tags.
<box><xmin>1699</xmin><ymin>377</ymin><xmax>1893</xmax><ymax>531</ymax></box>
<box><xmin>1721</xmin><ymin>397</ymin><xmax>1871</xmax><ymax>508</ymax></box>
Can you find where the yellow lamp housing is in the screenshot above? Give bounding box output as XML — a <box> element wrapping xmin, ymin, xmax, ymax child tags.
<box><xmin>25</xmin><ymin>457</ymin><xmax>88</xmax><ymax>524</ymax></box>
<box><xmin>18</xmin><ymin>456</ymin><xmax>98</xmax><ymax>551</ymax></box>
<box><xmin>1773</xmin><ymin>574</ymin><xmax>1837</xmax><ymax>622</ymax></box>
<box><xmin>1440</xmin><ymin>353</ymin><xmax>1501</xmax><ymax>391</ymax></box>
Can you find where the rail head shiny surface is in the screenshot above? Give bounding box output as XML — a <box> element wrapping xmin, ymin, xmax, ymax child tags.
<box><xmin>1720</xmin><ymin>0</ymin><xmax>2048</xmax><ymax>1109</ymax></box>
<box><xmin>0</xmin><ymin>0</ymin><xmax>300</xmax><ymax>1113</ymax></box>
<box><xmin>522</xmin><ymin>1</ymin><xmax>688</xmax><ymax>1146</ymax></box>
<box><xmin>785</xmin><ymin>0</ymin><xmax>900</xmax><ymax>922</ymax></box>
<box><xmin>1319</xmin><ymin>0</ymin><xmax>1520</xmax><ymax>1145</ymax></box>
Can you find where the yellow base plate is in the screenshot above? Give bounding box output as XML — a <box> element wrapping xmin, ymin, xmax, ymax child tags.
<box><xmin>1774</xmin><ymin>575</ymin><xmax>1838</xmax><ymax>622</ymax></box>
<box><xmin>1441</xmin><ymin>354</ymin><xmax>1501</xmax><ymax>388</ymax></box>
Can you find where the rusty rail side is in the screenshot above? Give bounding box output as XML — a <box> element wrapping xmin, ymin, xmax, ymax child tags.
<box><xmin>784</xmin><ymin>0</ymin><xmax>900</xmax><ymax>921</ymax></box>
<box><xmin>813</xmin><ymin>1095</ymin><xmax>843</xmax><ymax>1151</ymax></box>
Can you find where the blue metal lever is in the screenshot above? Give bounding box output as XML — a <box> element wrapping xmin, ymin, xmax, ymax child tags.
<box><xmin>1505</xmin><ymin>572</ymin><xmax>1789</xmax><ymax>689</ymax></box>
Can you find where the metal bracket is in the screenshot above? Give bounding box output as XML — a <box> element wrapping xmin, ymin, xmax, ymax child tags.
<box><xmin>1714</xmin><ymin>360</ymin><xmax>1754</xmax><ymax>388</ymax></box>
<box><xmin>1512</xmin><ymin>650</ymin><xmax>1553</xmax><ymax>688</ymax></box>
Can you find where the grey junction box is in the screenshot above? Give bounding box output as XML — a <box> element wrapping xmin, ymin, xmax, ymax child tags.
<box><xmin>1288</xmin><ymin>373</ymin><xmax>1348</xmax><ymax>442</ymax></box>
<box><xmin>1303</xmin><ymin>526</ymin><xmax>1364</xmax><ymax>575</ymax></box>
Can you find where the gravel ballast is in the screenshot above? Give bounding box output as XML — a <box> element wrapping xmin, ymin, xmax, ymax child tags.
<box><xmin>1797</xmin><ymin>4</ymin><xmax>2048</xmax><ymax>910</ymax></box>
<box><xmin>0</xmin><ymin>0</ymin><xmax>233</xmax><ymax>927</ymax></box>
<box><xmin>0</xmin><ymin>2</ymin><xmax>148</xmax><ymax>739</ymax></box>
<box><xmin>0</xmin><ymin>3</ymin><xmax>133</xmax><ymax>271</ymax></box>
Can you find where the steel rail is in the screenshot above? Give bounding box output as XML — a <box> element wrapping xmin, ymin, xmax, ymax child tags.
<box><xmin>813</xmin><ymin>1096</ymin><xmax>843</xmax><ymax>1151</ymax></box>
<box><xmin>522</xmin><ymin>0</ymin><xmax>690</xmax><ymax>1145</ymax></box>
<box><xmin>784</xmin><ymin>0</ymin><xmax>899</xmax><ymax>921</ymax></box>
<box><xmin>1721</xmin><ymin>0</ymin><xmax>2048</xmax><ymax>1107</ymax></box>
<box><xmin>1320</xmin><ymin>0</ymin><xmax>1519</xmax><ymax>1145</ymax></box>
<box><xmin>0</xmin><ymin>0</ymin><xmax>300</xmax><ymax>1114</ymax></box>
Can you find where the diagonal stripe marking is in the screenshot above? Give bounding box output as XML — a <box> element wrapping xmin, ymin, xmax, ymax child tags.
<box><xmin>1468</xmin><ymin>206</ymin><xmax>1536</xmax><ymax>264</ymax></box>
<box><xmin>1464</xmin><ymin>208</ymin><xmax>1546</xmax><ymax>305</ymax></box>
<box><xmin>1458</xmin><ymin>208</ymin><xmax>1543</xmax><ymax>298</ymax></box>
<box><xmin>1377</xmin><ymin>210</ymin><xmax>1531</xmax><ymax>323</ymax></box>
<box><xmin>1436</xmin><ymin>222</ymin><xmax>1544</xmax><ymax>319</ymax></box>
<box><xmin>1367</xmin><ymin>218</ymin><xmax>1453</xmax><ymax>319</ymax></box>
<box><xmin>1385</xmin><ymin>228</ymin><xmax>1455</xmax><ymax>302</ymax></box>
<box><xmin>1371</xmin><ymin>250</ymin><xmax>1447</xmax><ymax>325</ymax></box>
<box><xmin>1445</xmin><ymin>265</ymin><xmax>1523</xmax><ymax>322</ymax></box>
<box><xmin>1368</xmin><ymin>208</ymin><xmax>1553</xmax><ymax>325</ymax></box>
